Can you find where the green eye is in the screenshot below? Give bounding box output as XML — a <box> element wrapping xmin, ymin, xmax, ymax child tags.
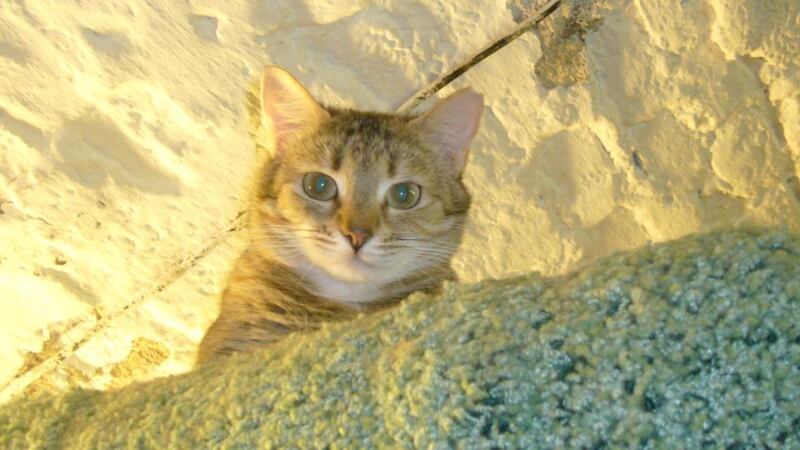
<box><xmin>302</xmin><ymin>172</ymin><xmax>337</xmax><ymax>201</ymax></box>
<box><xmin>387</xmin><ymin>182</ymin><xmax>421</xmax><ymax>210</ymax></box>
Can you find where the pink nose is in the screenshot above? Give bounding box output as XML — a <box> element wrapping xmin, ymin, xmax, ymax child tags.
<box><xmin>342</xmin><ymin>228</ymin><xmax>371</xmax><ymax>252</ymax></box>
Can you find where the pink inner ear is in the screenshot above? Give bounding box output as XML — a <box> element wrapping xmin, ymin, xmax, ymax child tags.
<box><xmin>259</xmin><ymin>67</ymin><xmax>330</xmax><ymax>152</ymax></box>
<box><xmin>268</xmin><ymin>93</ymin><xmax>303</xmax><ymax>135</ymax></box>
<box><xmin>414</xmin><ymin>89</ymin><xmax>484</xmax><ymax>174</ymax></box>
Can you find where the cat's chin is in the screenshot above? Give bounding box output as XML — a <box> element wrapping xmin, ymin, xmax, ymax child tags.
<box><xmin>321</xmin><ymin>253</ymin><xmax>378</xmax><ymax>282</ymax></box>
<box><xmin>286</xmin><ymin>253</ymin><xmax>399</xmax><ymax>304</ymax></box>
<box><xmin>291</xmin><ymin>239</ymin><xmax>405</xmax><ymax>287</ymax></box>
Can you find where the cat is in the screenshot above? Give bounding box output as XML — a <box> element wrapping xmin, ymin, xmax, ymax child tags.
<box><xmin>196</xmin><ymin>66</ymin><xmax>483</xmax><ymax>364</ymax></box>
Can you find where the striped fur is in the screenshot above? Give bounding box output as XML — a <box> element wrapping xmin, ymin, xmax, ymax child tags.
<box><xmin>197</xmin><ymin>68</ymin><xmax>482</xmax><ymax>364</ymax></box>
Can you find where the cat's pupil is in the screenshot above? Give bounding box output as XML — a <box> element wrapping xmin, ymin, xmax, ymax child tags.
<box><xmin>302</xmin><ymin>172</ymin><xmax>337</xmax><ymax>201</ymax></box>
<box><xmin>387</xmin><ymin>182</ymin><xmax>420</xmax><ymax>210</ymax></box>
<box><xmin>315</xmin><ymin>176</ymin><xmax>327</xmax><ymax>193</ymax></box>
<box><xmin>396</xmin><ymin>185</ymin><xmax>409</xmax><ymax>203</ymax></box>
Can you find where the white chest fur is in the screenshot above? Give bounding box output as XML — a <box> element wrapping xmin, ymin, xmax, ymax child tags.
<box><xmin>290</xmin><ymin>261</ymin><xmax>384</xmax><ymax>306</ymax></box>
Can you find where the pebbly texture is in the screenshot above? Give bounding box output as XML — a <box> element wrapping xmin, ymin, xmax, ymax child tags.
<box><xmin>1</xmin><ymin>228</ymin><xmax>798</xmax><ymax>448</ymax></box>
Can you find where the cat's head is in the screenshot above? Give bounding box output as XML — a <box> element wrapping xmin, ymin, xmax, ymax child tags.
<box><xmin>252</xmin><ymin>66</ymin><xmax>483</xmax><ymax>303</ymax></box>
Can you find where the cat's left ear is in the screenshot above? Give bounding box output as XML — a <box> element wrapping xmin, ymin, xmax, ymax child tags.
<box><xmin>411</xmin><ymin>88</ymin><xmax>484</xmax><ymax>176</ymax></box>
<box><xmin>260</xmin><ymin>66</ymin><xmax>330</xmax><ymax>153</ymax></box>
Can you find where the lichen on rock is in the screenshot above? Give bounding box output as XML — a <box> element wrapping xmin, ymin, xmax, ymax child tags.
<box><xmin>507</xmin><ymin>0</ymin><xmax>608</xmax><ymax>87</ymax></box>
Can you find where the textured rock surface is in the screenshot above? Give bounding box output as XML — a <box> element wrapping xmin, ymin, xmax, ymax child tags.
<box><xmin>1</xmin><ymin>0</ymin><xmax>798</xmax><ymax>399</ymax></box>
<box><xmin>0</xmin><ymin>0</ymin><xmax>515</xmax><ymax>400</ymax></box>
<box><xmin>442</xmin><ymin>0</ymin><xmax>800</xmax><ymax>284</ymax></box>
<box><xmin>1</xmin><ymin>228</ymin><xmax>799</xmax><ymax>448</ymax></box>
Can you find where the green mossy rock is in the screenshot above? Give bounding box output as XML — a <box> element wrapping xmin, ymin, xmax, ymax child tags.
<box><xmin>2</xmin><ymin>228</ymin><xmax>799</xmax><ymax>449</ymax></box>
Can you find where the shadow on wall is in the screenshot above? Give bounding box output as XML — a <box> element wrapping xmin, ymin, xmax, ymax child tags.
<box><xmin>248</xmin><ymin>0</ymin><xmax>455</xmax><ymax>110</ymax></box>
<box><xmin>55</xmin><ymin>112</ymin><xmax>183</xmax><ymax>195</ymax></box>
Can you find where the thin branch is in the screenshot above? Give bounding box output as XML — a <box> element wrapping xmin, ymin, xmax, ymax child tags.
<box><xmin>396</xmin><ymin>0</ymin><xmax>563</xmax><ymax>114</ymax></box>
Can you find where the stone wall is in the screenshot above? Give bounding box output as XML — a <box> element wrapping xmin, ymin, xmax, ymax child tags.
<box><xmin>0</xmin><ymin>0</ymin><xmax>797</xmax><ymax>400</ymax></box>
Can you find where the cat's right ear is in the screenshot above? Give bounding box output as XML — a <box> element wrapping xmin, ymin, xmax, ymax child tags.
<box><xmin>260</xmin><ymin>66</ymin><xmax>330</xmax><ymax>153</ymax></box>
<box><xmin>410</xmin><ymin>88</ymin><xmax>483</xmax><ymax>176</ymax></box>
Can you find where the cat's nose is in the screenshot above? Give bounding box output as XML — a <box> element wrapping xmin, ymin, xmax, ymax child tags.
<box><xmin>341</xmin><ymin>227</ymin><xmax>371</xmax><ymax>252</ymax></box>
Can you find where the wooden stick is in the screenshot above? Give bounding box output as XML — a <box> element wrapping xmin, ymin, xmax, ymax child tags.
<box><xmin>396</xmin><ymin>0</ymin><xmax>564</xmax><ymax>113</ymax></box>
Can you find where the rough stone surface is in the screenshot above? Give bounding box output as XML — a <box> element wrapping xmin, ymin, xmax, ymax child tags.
<box><xmin>0</xmin><ymin>0</ymin><xmax>798</xmax><ymax>399</ymax></box>
<box><xmin>508</xmin><ymin>0</ymin><xmax>607</xmax><ymax>87</ymax></box>
<box><xmin>1</xmin><ymin>228</ymin><xmax>798</xmax><ymax>448</ymax></box>
<box><xmin>0</xmin><ymin>0</ymin><xmax>514</xmax><ymax>399</ymax></box>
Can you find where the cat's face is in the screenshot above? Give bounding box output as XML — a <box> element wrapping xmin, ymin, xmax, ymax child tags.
<box><xmin>253</xmin><ymin>67</ymin><xmax>482</xmax><ymax>302</ymax></box>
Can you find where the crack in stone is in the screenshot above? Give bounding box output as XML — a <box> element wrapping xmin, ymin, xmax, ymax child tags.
<box><xmin>739</xmin><ymin>55</ymin><xmax>789</xmax><ymax>148</ymax></box>
<box><xmin>0</xmin><ymin>211</ymin><xmax>248</xmax><ymax>404</ymax></box>
<box><xmin>787</xmin><ymin>176</ymin><xmax>800</xmax><ymax>203</ymax></box>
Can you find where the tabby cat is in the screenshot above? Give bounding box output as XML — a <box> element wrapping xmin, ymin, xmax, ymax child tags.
<box><xmin>196</xmin><ymin>66</ymin><xmax>483</xmax><ymax>364</ymax></box>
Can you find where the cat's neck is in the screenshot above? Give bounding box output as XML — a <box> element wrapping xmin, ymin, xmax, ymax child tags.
<box><xmin>285</xmin><ymin>258</ymin><xmax>382</xmax><ymax>305</ymax></box>
<box><xmin>258</xmin><ymin>250</ymin><xmax>453</xmax><ymax>308</ymax></box>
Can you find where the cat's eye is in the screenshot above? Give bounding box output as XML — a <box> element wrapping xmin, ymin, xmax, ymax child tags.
<box><xmin>387</xmin><ymin>182</ymin><xmax>421</xmax><ymax>210</ymax></box>
<box><xmin>302</xmin><ymin>172</ymin><xmax>337</xmax><ymax>201</ymax></box>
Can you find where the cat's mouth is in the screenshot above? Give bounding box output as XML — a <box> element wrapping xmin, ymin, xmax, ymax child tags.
<box><xmin>342</xmin><ymin>249</ymin><xmax>377</xmax><ymax>269</ymax></box>
<box><xmin>306</xmin><ymin>250</ymin><xmax>379</xmax><ymax>283</ymax></box>
<box><xmin>286</xmin><ymin>230</ymin><xmax>401</xmax><ymax>282</ymax></box>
